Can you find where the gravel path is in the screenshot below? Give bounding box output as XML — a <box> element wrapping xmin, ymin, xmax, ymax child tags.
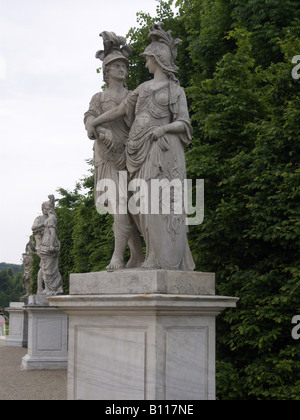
<box><xmin>0</xmin><ymin>339</ymin><xmax>67</xmax><ymax>400</ymax></box>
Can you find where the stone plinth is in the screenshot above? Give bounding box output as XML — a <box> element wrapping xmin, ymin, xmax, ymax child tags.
<box><xmin>22</xmin><ymin>296</ymin><xmax>68</xmax><ymax>370</ymax></box>
<box><xmin>70</xmin><ymin>269</ymin><xmax>215</xmax><ymax>296</ymax></box>
<box><xmin>48</xmin><ymin>270</ymin><xmax>238</xmax><ymax>400</ymax></box>
<box><xmin>5</xmin><ymin>302</ymin><xmax>27</xmax><ymax>347</ymax></box>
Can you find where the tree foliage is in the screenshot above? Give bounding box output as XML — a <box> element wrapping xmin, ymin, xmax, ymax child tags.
<box><xmin>0</xmin><ymin>267</ymin><xmax>24</xmax><ymax>311</ymax></box>
<box><xmin>53</xmin><ymin>166</ymin><xmax>116</xmax><ymax>291</ymax></box>
<box><xmin>172</xmin><ymin>0</ymin><xmax>299</xmax><ymax>400</ymax></box>
<box><xmin>45</xmin><ymin>0</ymin><xmax>299</xmax><ymax>399</ymax></box>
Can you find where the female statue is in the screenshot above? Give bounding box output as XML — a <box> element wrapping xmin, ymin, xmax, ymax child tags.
<box><xmin>84</xmin><ymin>31</ymin><xmax>144</xmax><ymax>270</ymax></box>
<box><xmin>86</xmin><ymin>23</ymin><xmax>195</xmax><ymax>271</ymax></box>
<box><xmin>32</xmin><ymin>195</ymin><xmax>63</xmax><ymax>295</ymax></box>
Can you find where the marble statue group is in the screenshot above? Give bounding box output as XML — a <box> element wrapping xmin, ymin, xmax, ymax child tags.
<box><xmin>84</xmin><ymin>23</ymin><xmax>195</xmax><ymax>272</ymax></box>
<box><xmin>21</xmin><ymin>23</ymin><xmax>195</xmax><ymax>300</ymax></box>
<box><xmin>14</xmin><ymin>23</ymin><xmax>238</xmax><ymax>397</ymax></box>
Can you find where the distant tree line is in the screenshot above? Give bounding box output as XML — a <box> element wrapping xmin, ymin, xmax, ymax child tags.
<box><xmin>0</xmin><ymin>263</ymin><xmax>22</xmax><ymax>275</ymax></box>
<box><xmin>0</xmin><ymin>264</ymin><xmax>24</xmax><ymax>311</ymax></box>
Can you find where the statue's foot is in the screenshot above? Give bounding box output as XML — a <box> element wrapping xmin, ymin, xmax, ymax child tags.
<box><xmin>126</xmin><ymin>254</ymin><xmax>145</xmax><ymax>269</ymax></box>
<box><xmin>40</xmin><ymin>289</ymin><xmax>48</xmax><ymax>295</ymax></box>
<box><xmin>141</xmin><ymin>255</ymin><xmax>160</xmax><ymax>269</ymax></box>
<box><xmin>107</xmin><ymin>258</ymin><xmax>126</xmax><ymax>272</ymax></box>
<box><xmin>37</xmin><ymin>289</ymin><xmax>45</xmax><ymax>295</ymax></box>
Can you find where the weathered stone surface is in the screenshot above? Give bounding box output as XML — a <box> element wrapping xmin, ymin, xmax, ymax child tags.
<box><xmin>70</xmin><ymin>269</ymin><xmax>215</xmax><ymax>296</ymax></box>
<box><xmin>31</xmin><ymin>195</ymin><xmax>63</xmax><ymax>296</ymax></box>
<box><xmin>22</xmin><ymin>305</ymin><xmax>68</xmax><ymax>371</ymax></box>
<box><xmin>86</xmin><ymin>23</ymin><xmax>195</xmax><ymax>271</ymax></box>
<box><xmin>49</xmin><ymin>284</ymin><xmax>238</xmax><ymax>400</ymax></box>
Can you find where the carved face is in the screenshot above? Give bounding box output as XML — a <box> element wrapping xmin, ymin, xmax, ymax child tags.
<box><xmin>145</xmin><ymin>55</ymin><xmax>158</xmax><ymax>74</ymax></box>
<box><xmin>42</xmin><ymin>203</ymin><xmax>53</xmax><ymax>215</ymax></box>
<box><xmin>107</xmin><ymin>60</ymin><xmax>128</xmax><ymax>82</ymax></box>
<box><xmin>42</xmin><ymin>205</ymin><xmax>48</xmax><ymax>215</ymax></box>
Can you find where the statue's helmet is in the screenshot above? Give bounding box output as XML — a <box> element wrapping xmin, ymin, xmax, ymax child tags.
<box><xmin>102</xmin><ymin>50</ymin><xmax>130</xmax><ymax>68</ymax></box>
<box><xmin>95</xmin><ymin>31</ymin><xmax>133</xmax><ymax>70</ymax></box>
<box><xmin>141</xmin><ymin>41</ymin><xmax>179</xmax><ymax>74</ymax></box>
<box><xmin>140</xmin><ymin>22</ymin><xmax>182</xmax><ymax>75</ymax></box>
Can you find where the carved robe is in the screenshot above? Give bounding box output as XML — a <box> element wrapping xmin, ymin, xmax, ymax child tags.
<box><xmin>123</xmin><ymin>80</ymin><xmax>195</xmax><ymax>271</ymax></box>
<box><xmin>84</xmin><ymin>89</ymin><xmax>130</xmax><ymax>206</ymax></box>
<box><xmin>38</xmin><ymin>214</ymin><xmax>63</xmax><ymax>295</ymax></box>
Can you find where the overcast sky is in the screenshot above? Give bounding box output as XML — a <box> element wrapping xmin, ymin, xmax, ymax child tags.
<box><xmin>0</xmin><ymin>0</ymin><xmax>164</xmax><ymax>264</ymax></box>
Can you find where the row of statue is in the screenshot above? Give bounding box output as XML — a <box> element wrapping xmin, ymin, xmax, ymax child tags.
<box><xmin>21</xmin><ymin>23</ymin><xmax>195</xmax><ymax>299</ymax></box>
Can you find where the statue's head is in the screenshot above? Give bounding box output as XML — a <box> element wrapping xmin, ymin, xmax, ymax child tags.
<box><xmin>102</xmin><ymin>53</ymin><xmax>129</xmax><ymax>87</ymax></box>
<box><xmin>41</xmin><ymin>195</ymin><xmax>55</xmax><ymax>215</ymax></box>
<box><xmin>95</xmin><ymin>31</ymin><xmax>133</xmax><ymax>87</ymax></box>
<box><xmin>141</xmin><ymin>22</ymin><xmax>182</xmax><ymax>77</ymax></box>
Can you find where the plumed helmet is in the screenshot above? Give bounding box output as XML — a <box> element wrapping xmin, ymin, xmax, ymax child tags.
<box><xmin>141</xmin><ymin>42</ymin><xmax>179</xmax><ymax>74</ymax></box>
<box><xmin>95</xmin><ymin>31</ymin><xmax>133</xmax><ymax>69</ymax></box>
<box><xmin>102</xmin><ymin>51</ymin><xmax>130</xmax><ymax>68</ymax></box>
<box><xmin>140</xmin><ymin>22</ymin><xmax>182</xmax><ymax>75</ymax></box>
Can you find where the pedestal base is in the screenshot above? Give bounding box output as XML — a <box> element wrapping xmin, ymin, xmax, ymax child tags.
<box><xmin>5</xmin><ymin>302</ymin><xmax>27</xmax><ymax>347</ymax></box>
<box><xmin>49</xmin><ymin>270</ymin><xmax>238</xmax><ymax>400</ymax></box>
<box><xmin>22</xmin><ymin>298</ymin><xmax>68</xmax><ymax>370</ymax></box>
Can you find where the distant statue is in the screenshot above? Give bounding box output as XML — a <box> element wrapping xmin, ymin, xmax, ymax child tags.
<box><xmin>84</xmin><ymin>31</ymin><xmax>144</xmax><ymax>270</ymax></box>
<box><xmin>31</xmin><ymin>195</ymin><xmax>63</xmax><ymax>296</ymax></box>
<box><xmin>88</xmin><ymin>23</ymin><xmax>195</xmax><ymax>271</ymax></box>
<box><xmin>0</xmin><ymin>314</ymin><xmax>5</xmax><ymax>338</ymax></box>
<box><xmin>20</xmin><ymin>238</ymin><xmax>36</xmax><ymax>301</ymax></box>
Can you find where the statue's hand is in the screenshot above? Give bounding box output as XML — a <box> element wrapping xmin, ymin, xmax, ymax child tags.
<box><xmin>103</xmin><ymin>131</ymin><xmax>114</xmax><ymax>149</ymax></box>
<box><xmin>97</xmin><ymin>127</ymin><xmax>114</xmax><ymax>149</ymax></box>
<box><xmin>86</xmin><ymin>123</ymin><xmax>97</xmax><ymax>140</ymax></box>
<box><xmin>152</xmin><ymin>126</ymin><xmax>167</xmax><ymax>141</ymax></box>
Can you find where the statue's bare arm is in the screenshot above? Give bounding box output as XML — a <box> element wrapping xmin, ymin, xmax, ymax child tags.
<box><xmin>91</xmin><ymin>103</ymin><xmax>126</xmax><ymax>128</ymax></box>
<box><xmin>152</xmin><ymin>121</ymin><xmax>186</xmax><ymax>140</ymax></box>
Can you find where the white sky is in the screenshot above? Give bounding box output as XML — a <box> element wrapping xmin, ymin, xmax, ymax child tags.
<box><xmin>0</xmin><ymin>0</ymin><xmax>162</xmax><ymax>264</ymax></box>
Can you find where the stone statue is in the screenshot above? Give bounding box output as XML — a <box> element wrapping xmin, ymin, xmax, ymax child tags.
<box><xmin>84</xmin><ymin>31</ymin><xmax>144</xmax><ymax>270</ymax></box>
<box><xmin>0</xmin><ymin>314</ymin><xmax>5</xmax><ymax>338</ymax></box>
<box><xmin>20</xmin><ymin>238</ymin><xmax>35</xmax><ymax>302</ymax></box>
<box><xmin>31</xmin><ymin>195</ymin><xmax>63</xmax><ymax>295</ymax></box>
<box><xmin>87</xmin><ymin>23</ymin><xmax>195</xmax><ymax>271</ymax></box>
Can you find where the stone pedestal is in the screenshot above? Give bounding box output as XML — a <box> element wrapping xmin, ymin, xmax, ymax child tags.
<box><xmin>0</xmin><ymin>315</ymin><xmax>6</xmax><ymax>339</ymax></box>
<box><xmin>22</xmin><ymin>295</ymin><xmax>68</xmax><ymax>370</ymax></box>
<box><xmin>5</xmin><ymin>302</ymin><xmax>27</xmax><ymax>347</ymax></box>
<box><xmin>48</xmin><ymin>270</ymin><xmax>238</xmax><ymax>400</ymax></box>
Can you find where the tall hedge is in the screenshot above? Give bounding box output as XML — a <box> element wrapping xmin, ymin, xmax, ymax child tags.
<box><xmin>52</xmin><ymin>0</ymin><xmax>299</xmax><ymax>399</ymax></box>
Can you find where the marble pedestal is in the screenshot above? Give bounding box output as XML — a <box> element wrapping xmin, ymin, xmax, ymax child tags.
<box><xmin>22</xmin><ymin>295</ymin><xmax>68</xmax><ymax>370</ymax></box>
<box><xmin>48</xmin><ymin>270</ymin><xmax>238</xmax><ymax>400</ymax></box>
<box><xmin>5</xmin><ymin>302</ymin><xmax>28</xmax><ymax>347</ymax></box>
